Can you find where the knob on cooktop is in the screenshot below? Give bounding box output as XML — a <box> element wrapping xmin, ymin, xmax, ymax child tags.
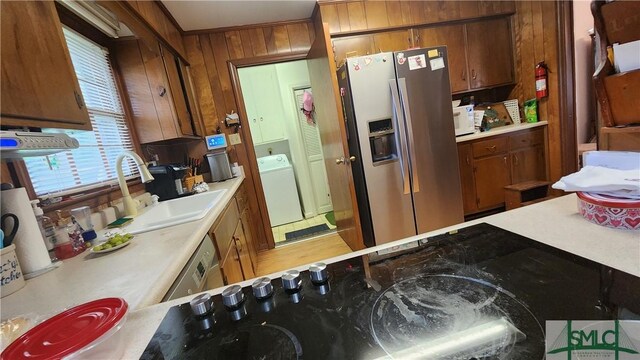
<box><xmin>282</xmin><ymin>270</ymin><xmax>302</xmax><ymax>291</ymax></box>
<box><xmin>252</xmin><ymin>277</ymin><xmax>274</xmax><ymax>299</ymax></box>
<box><xmin>190</xmin><ymin>293</ymin><xmax>214</xmax><ymax>317</ymax></box>
<box><xmin>222</xmin><ymin>285</ymin><xmax>245</xmax><ymax>308</ymax></box>
<box><xmin>309</xmin><ymin>262</ymin><xmax>328</xmax><ymax>284</ymax></box>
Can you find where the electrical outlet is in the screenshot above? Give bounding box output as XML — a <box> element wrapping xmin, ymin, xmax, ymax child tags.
<box><xmin>228</xmin><ymin>133</ymin><xmax>241</xmax><ymax>145</ymax></box>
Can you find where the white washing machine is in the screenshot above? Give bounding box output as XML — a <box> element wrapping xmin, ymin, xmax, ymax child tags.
<box><xmin>258</xmin><ymin>154</ymin><xmax>303</xmax><ymax>227</ymax></box>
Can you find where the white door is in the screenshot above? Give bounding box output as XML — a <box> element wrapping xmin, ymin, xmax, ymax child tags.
<box><xmin>238</xmin><ymin>67</ymin><xmax>263</xmax><ymax>144</ymax></box>
<box><xmin>295</xmin><ymin>88</ymin><xmax>333</xmax><ymax>214</ymax></box>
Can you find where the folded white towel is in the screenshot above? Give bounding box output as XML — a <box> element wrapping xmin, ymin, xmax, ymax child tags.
<box><xmin>552</xmin><ymin>166</ymin><xmax>640</xmax><ymax>196</ymax></box>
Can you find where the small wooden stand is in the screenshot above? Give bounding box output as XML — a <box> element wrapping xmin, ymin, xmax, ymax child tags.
<box><xmin>504</xmin><ymin>180</ymin><xmax>552</xmax><ymax>210</ymax></box>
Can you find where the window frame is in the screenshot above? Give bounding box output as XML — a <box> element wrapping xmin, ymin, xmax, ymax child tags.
<box><xmin>13</xmin><ymin>4</ymin><xmax>145</xmax><ymax>205</ymax></box>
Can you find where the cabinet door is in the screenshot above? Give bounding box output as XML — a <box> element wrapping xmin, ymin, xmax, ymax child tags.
<box><xmin>238</xmin><ymin>67</ymin><xmax>263</xmax><ymax>144</ymax></box>
<box><xmin>331</xmin><ymin>35</ymin><xmax>375</xmax><ymax>67</ymax></box>
<box><xmin>1</xmin><ymin>1</ymin><xmax>91</xmax><ymax>129</ymax></box>
<box><xmin>114</xmin><ymin>40</ymin><xmax>164</xmax><ymax>143</ymax></box>
<box><xmin>465</xmin><ymin>18</ymin><xmax>514</xmax><ymax>89</ymax></box>
<box><xmin>251</xmin><ymin>66</ymin><xmax>285</xmax><ymax>143</ymax></box>
<box><xmin>415</xmin><ymin>25</ymin><xmax>469</xmax><ymax>93</ymax></box>
<box><xmin>240</xmin><ymin>209</ymin><xmax>259</xmax><ymax>275</ymax></box>
<box><xmin>457</xmin><ymin>144</ymin><xmax>478</xmax><ymax>214</ymax></box>
<box><xmin>474</xmin><ymin>154</ymin><xmax>511</xmax><ymax>210</ymax></box>
<box><xmin>138</xmin><ymin>41</ymin><xmax>180</xmax><ymax>140</ymax></box>
<box><xmin>220</xmin><ymin>241</ymin><xmax>244</xmax><ymax>285</ymax></box>
<box><xmin>372</xmin><ymin>30</ymin><xmax>413</xmax><ymax>54</ymax></box>
<box><xmin>180</xmin><ymin>62</ymin><xmax>205</xmax><ymax>137</ymax></box>
<box><xmin>233</xmin><ymin>221</ymin><xmax>255</xmax><ymax>279</ymax></box>
<box><xmin>511</xmin><ymin>146</ymin><xmax>545</xmax><ymax>184</ymax></box>
<box><xmin>161</xmin><ymin>45</ymin><xmax>194</xmax><ymax>136</ymax></box>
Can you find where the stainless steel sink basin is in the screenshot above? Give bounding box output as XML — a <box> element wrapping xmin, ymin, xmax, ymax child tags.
<box><xmin>98</xmin><ymin>189</ymin><xmax>227</xmax><ymax>237</ymax></box>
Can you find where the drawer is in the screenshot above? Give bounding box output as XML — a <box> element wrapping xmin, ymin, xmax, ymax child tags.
<box><xmin>235</xmin><ymin>182</ymin><xmax>249</xmax><ymax>211</ymax></box>
<box><xmin>472</xmin><ymin>137</ymin><xmax>508</xmax><ymax>158</ymax></box>
<box><xmin>509</xmin><ymin>129</ymin><xmax>544</xmax><ymax>150</ymax></box>
<box><xmin>212</xmin><ymin>200</ymin><xmax>239</xmax><ymax>260</ymax></box>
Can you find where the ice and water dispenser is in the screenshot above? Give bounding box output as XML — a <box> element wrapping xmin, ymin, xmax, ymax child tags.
<box><xmin>368</xmin><ymin>118</ymin><xmax>397</xmax><ymax>164</ymax></box>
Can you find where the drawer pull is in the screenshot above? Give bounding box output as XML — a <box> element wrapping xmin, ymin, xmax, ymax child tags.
<box><xmin>486</xmin><ymin>145</ymin><xmax>497</xmax><ymax>152</ymax></box>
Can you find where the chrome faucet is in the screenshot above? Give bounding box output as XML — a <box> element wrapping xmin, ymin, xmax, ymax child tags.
<box><xmin>116</xmin><ymin>150</ymin><xmax>154</xmax><ymax>217</ymax></box>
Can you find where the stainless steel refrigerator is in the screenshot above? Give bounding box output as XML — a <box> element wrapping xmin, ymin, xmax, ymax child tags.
<box><xmin>338</xmin><ymin>46</ymin><xmax>464</xmax><ymax>247</ymax></box>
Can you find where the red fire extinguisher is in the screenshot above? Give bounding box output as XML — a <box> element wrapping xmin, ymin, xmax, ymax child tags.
<box><xmin>535</xmin><ymin>61</ymin><xmax>548</xmax><ymax>99</ymax></box>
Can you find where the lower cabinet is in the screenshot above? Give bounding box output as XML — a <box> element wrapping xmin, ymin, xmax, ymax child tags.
<box><xmin>211</xmin><ymin>182</ymin><xmax>259</xmax><ymax>285</ymax></box>
<box><xmin>458</xmin><ymin>126</ymin><xmax>547</xmax><ymax>215</ymax></box>
<box><xmin>220</xmin><ymin>240</ymin><xmax>244</xmax><ymax>285</ymax></box>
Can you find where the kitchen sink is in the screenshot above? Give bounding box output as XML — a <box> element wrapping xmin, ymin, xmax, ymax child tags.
<box><xmin>98</xmin><ymin>189</ymin><xmax>227</xmax><ymax>237</ymax></box>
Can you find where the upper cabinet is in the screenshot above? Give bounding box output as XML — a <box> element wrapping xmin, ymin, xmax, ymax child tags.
<box><xmin>465</xmin><ymin>18</ymin><xmax>514</xmax><ymax>90</ymax></box>
<box><xmin>1</xmin><ymin>1</ymin><xmax>91</xmax><ymax>130</ymax></box>
<box><xmin>414</xmin><ymin>17</ymin><xmax>514</xmax><ymax>93</ymax></box>
<box><xmin>114</xmin><ymin>40</ymin><xmax>203</xmax><ymax>144</ymax></box>
<box><xmin>333</xmin><ymin>17</ymin><xmax>515</xmax><ymax>95</ymax></box>
<box><xmin>239</xmin><ymin>66</ymin><xmax>286</xmax><ymax>145</ymax></box>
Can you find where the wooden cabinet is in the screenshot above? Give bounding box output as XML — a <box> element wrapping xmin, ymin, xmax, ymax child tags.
<box><xmin>415</xmin><ymin>17</ymin><xmax>514</xmax><ymax>93</ymax></box>
<box><xmin>415</xmin><ymin>25</ymin><xmax>468</xmax><ymax>93</ymax></box>
<box><xmin>458</xmin><ymin>126</ymin><xmax>547</xmax><ymax>215</ymax></box>
<box><xmin>332</xmin><ymin>30</ymin><xmax>412</xmax><ymax>67</ymax></box>
<box><xmin>232</xmin><ymin>221</ymin><xmax>255</xmax><ymax>279</ymax></box>
<box><xmin>333</xmin><ymin>18</ymin><xmax>514</xmax><ymax>94</ymax></box>
<box><xmin>474</xmin><ymin>154</ymin><xmax>511</xmax><ymax>210</ymax></box>
<box><xmin>1</xmin><ymin>1</ymin><xmax>91</xmax><ymax>130</ymax></box>
<box><xmin>220</xmin><ymin>240</ymin><xmax>244</xmax><ymax>285</ymax></box>
<box><xmin>211</xmin><ymin>182</ymin><xmax>259</xmax><ymax>285</ymax></box>
<box><xmin>457</xmin><ymin>144</ymin><xmax>477</xmax><ymax>215</ymax></box>
<box><xmin>239</xmin><ymin>65</ymin><xmax>286</xmax><ymax>145</ymax></box>
<box><xmin>465</xmin><ymin>18</ymin><xmax>514</xmax><ymax>89</ymax></box>
<box><xmin>114</xmin><ymin>40</ymin><xmax>202</xmax><ymax>144</ymax></box>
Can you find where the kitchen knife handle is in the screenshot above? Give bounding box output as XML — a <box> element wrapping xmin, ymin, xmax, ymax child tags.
<box><xmin>389</xmin><ymin>79</ymin><xmax>411</xmax><ymax>195</ymax></box>
<box><xmin>398</xmin><ymin>78</ymin><xmax>420</xmax><ymax>194</ymax></box>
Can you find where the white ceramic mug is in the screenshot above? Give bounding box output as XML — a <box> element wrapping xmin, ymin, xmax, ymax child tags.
<box><xmin>1</xmin><ymin>244</ymin><xmax>26</xmax><ymax>297</ymax></box>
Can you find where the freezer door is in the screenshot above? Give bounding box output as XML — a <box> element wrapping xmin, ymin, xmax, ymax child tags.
<box><xmin>346</xmin><ymin>53</ymin><xmax>416</xmax><ymax>245</ymax></box>
<box><xmin>394</xmin><ymin>47</ymin><xmax>465</xmax><ymax>233</ymax></box>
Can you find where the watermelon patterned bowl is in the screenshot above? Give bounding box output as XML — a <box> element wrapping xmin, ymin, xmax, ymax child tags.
<box><xmin>577</xmin><ymin>192</ymin><xmax>640</xmax><ymax>230</ymax></box>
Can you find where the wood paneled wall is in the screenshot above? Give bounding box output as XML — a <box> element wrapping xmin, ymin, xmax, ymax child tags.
<box><xmin>318</xmin><ymin>1</ymin><xmax>515</xmax><ymax>35</ymax></box>
<box><xmin>321</xmin><ymin>0</ymin><xmax>569</xmax><ymax>184</ymax></box>
<box><xmin>180</xmin><ymin>21</ymin><xmax>315</xmax><ymax>251</ymax></box>
<box><xmin>507</xmin><ymin>1</ymin><xmax>563</xmax><ymax>183</ymax></box>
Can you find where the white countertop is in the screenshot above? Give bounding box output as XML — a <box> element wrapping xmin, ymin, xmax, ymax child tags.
<box><xmin>0</xmin><ymin>175</ymin><xmax>244</xmax><ymax>321</ymax></box>
<box><xmin>456</xmin><ymin>121</ymin><xmax>548</xmax><ymax>143</ymax></box>
<box><xmin>119</xmin><ymin>193</ymin><xmax>640</xmax><ymax>359</ymax></box>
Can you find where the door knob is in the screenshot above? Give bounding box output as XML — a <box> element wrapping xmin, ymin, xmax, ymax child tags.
<box><xmin>335</xmin><ymin>157</ymin><xmax>345</xmax><ymax>165</ymax></box>
<box><xmin>348</xmin><ymin>155</ymin><xmax>356</xmax><ymax>162</ymax></box>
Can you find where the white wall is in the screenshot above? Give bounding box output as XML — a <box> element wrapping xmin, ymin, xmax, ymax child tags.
<box><xmin>574</xmin><ymin>0</ymin><xmax>594</xmax><ymax>144</ymax></box>
<box><xmin>273</xmin><ymin>61</ymin><xmax>316</xmax><ymax>218</ymax></box>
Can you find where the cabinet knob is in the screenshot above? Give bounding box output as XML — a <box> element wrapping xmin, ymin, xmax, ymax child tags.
<box><xmin>336</xmin><ymin>157</ymin><xmax>345</xmax><ymax>165</ymax></box>
<box><xmin>260</xmin><ymin>117</ymin><xmax>263</xmax><ymax>122</ymax></box>
<box><xmin>466</xmin><ymin>155</ymin><xmax>470</xmax><ymax>165</ymax></box>
<box><xmin>514</xmin><ymin>154</ymin><xmax>519</xmax><ymax>166</ymax></box>
<box><xmin>461</xmin><ymin>70</ymin><xmax>466</xmax><ymax>81</ymax></box>
<box><xmin>471</xmin><ymin>69</ymin><xmax>477</xmax><ymax>80</ymax></box>
<box><xmin>74</xmin><ymin>90</ymin><xmax>84</xmax><ymax>109</ymax></box>
<box><xmin>159</xmin><ymin>86</ymin><xmax>167</xmax><ymax>97</ymax></box>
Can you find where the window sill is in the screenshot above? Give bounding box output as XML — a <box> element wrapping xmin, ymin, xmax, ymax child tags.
<box><xmin>41</xmin><ymin>179</ymin><xmax>144</xmax><ymax>214</ymax></box>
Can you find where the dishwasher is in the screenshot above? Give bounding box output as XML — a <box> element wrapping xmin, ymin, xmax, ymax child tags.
<box><xmin>163</xmin><ymin>235</ymin><xmax>219</xmax><ymax>301</ymax></box>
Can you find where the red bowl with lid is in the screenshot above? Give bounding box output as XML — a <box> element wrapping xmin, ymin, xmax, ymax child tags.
<box><xmin>577</xmin><ymin>192</ymin><xmax>640</xmax><ymax>230</ymax></box>
<box><xmin>1</xmin><ymin>298</ymin><xmax>128</xmax><ymax>360</ymax></box>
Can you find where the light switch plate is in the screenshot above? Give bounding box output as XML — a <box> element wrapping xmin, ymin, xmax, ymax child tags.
<box><xmin>228</xmin><ymin>133</ymin><xmax>241</xmax><ymax>145</ymax></box>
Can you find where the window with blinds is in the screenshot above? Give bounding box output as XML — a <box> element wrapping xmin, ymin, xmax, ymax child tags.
<box><xmin>24</xmin><ymin>27</ymin><xmax>138</xmax><ymax>197</ymax></box>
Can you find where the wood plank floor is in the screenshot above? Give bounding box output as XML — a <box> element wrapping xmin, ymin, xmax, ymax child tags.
<box><xmin>256</xmin><ymin>232</ymin><xmax>352</xmax><ymax>276</ymax></box>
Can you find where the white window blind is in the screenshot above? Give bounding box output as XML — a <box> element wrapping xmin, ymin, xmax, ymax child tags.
<box><xmin>24</xmin><ymin>27</ymin><xmax>138</xmax><ymax>197</ymax></box>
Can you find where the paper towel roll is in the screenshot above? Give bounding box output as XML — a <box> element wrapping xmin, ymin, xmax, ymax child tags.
<box><xmin>1</xmin><ymin>188</ymin><xmax>51</xmax><ymax>274</ymax></box>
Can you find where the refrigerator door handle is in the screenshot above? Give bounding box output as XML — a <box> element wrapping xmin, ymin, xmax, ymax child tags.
<box><xmin>389</xmin><ymin>79</ymin><xmax>411</xmax><ymax>195</ymax></box>
<box><xmin>398</xmin><ymin>78</ymin><xmax>420</xmax><ymax>194</ymax></box>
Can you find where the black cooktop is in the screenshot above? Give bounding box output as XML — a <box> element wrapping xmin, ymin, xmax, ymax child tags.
<box><xmin>141</xmin><ymin>223</ymin><xmax>638</xmax><ymax>360</ymax></box>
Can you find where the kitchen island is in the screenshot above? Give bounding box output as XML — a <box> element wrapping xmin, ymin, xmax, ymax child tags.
<box><xmin>120</xmin><ymin>193</ymin><xmax>639</xmax><ymax>358</ymax></box>
<box><xmin>0</xmin><ymin>175</ymin><xmax>245</xmax><ymax>321</ymax></box>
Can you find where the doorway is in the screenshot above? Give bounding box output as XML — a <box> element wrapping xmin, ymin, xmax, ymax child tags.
<box><xmin>237</xmin><ymin>60</ymin><xmax>336</xmax><ymax>247</ymax></box>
